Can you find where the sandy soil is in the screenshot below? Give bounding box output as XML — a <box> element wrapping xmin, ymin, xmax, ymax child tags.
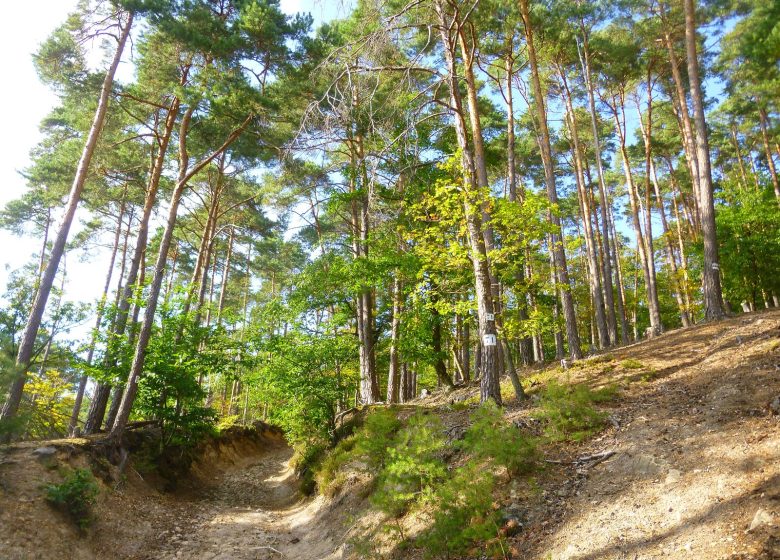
<box><xmin>518</xmin><ymin>310</ymin><xmax>780</xmax><ymax>560</ymax></box>
<box><xmin>1</xmin><ymin>310</ymin><xmax>779</xmax><ymax>560</ymax></box>
<box><xmin>143</xmin><ymin>445</ymin><xmax>347</xmax><ymax>560</ymax></box>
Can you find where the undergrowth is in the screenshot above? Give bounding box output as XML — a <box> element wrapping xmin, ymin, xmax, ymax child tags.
<box><xmin>316</xmin><ymin>377</ymin><xmax>616</xmax><ymax>558</ymax></box>
<box><xmin>533</xmin><ymin>380</ymin><xmax>617</xmax><ymax>441</ymax></box>
<box><xmin>45</xmin><ymin>468</ymin><xmax>100</xmax><ymax>530</ymax></box>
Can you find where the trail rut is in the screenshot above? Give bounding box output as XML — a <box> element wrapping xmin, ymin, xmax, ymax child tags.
<box><xmin>141</xmin><ymin>445</ymin><xmax>344</xmax><ymax>560</ymax></box>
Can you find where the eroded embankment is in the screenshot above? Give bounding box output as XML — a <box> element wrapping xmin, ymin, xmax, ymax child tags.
<box><xmin>0</xmin><ymin>422</ymin><xmax>305</xmax><ymax>560</ymax></box>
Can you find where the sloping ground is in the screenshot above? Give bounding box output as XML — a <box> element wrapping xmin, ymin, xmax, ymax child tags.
<box><xmin>0</xmin><ymin>310</ymin><xmax>778</xmax><ymax>560</ymax></box>
<box><xmin>0</xmin><ymin>423</ymin><xmax>301</xmax><ymax>559</ymax></box>
<box><xmin>515</xmin><ymin>309</ymin><xmax>780</xmax><ymax>559</ymax></box>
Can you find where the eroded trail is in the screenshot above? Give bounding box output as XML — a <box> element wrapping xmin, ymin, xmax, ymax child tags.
<box><xmin>144</xmin><ymin>445</ymin><xmax>343</xmax><ymax>560</ymax></box>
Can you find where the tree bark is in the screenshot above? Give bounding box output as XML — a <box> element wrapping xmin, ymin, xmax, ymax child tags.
<box><xmin>559</xmin><ymin>69</ymin><xmax>609</xmax><ymax>348</ymax></box>
<box><xmin>68</xmin><ymin>196</ymin><xmax>127</xmax><ymax>435</ymax></box>
<box><xmin>386</xmin><ymin>275</ymin><xmax>402</xmax><ymax>403</ymax></box>
<box><xmin>436</xmin><ymin>0</ymin><xmax>501</xmax><ymax>403</ymax></box>
<box><xmin>110</xmin><ymin>110</ymin><xmax>251</xmax><ymax>436</ymax></box>
<box><xmin>519</xmin><ymin>0</ymin><xmax>582</xmax><ymax>360</ymax></box>
<box><xmin>577</xmin><ymin>30</ymin><xmax>619</xmax><ymax>346</ymax></box>
<box><xmin>1</xmin><ymin>11</ymin><xmax>133</xmax><ymax>428</ymax></box>
<box><xmin>683</xmin><ymin>0</ymin><xmax>725</xmax><ymax>320</ymax></box>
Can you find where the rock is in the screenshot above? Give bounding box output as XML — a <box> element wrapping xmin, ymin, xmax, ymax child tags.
<box><xmin>748</xmin><ymin>508</ymin><xmax>773</xmax><ymax>532</ymax></box>
<box><xmin>419</xmin><ymin>389</ymin><xmax>430</xmax><ymax>398</ymax></box>
<box><xmin>31</xmin><ymin>447</ymin><xmax>57</xmax><ymax>458</ymax></box>
<box><xmin>627</xmin><ymin>454</ymin><xmax>663</xmax><ymax>476</ymax></box>
<box><xmin>501</xmin><ymin>518</ymin><xmax>523</xmax><ymax>537</ymax></box>
<box><xmin>665</xmin><ymin>469</ymin><xmax>682</xmax><ymax>484</ymax></box>
<box><xmin>768</xmin><ymin>395</ymin><xmax>780</xmax><ymax>415</ymax></box>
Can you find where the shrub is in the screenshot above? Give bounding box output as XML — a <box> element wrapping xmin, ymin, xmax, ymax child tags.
<box><xmin>313</xmin><ymin>408</ymin><xmax>401</xmax><ymax>496</ymax></box>
<box><xmin>315</xmin><ymin>436</ymin><xmax>357</xmax><ymax>496</ymax></box>
<box><xmin>533</xmin><ymin>381</ymin><xmax>616</xmax><ymax>442</ymax></box>
<box><xmin>372</xmin><ymin>412</ymin><xmax>447</xmax><ymax>520</ymax></box>
<box><xmin>621</xmin><ymin>358</ymin><xmax>644</xmax><ymax>369</ymax></box>
<box><xmin>460</xmin><ymin>401</ymin><xmax>537</xmax><ymax>476</ymax></box>
<box><xmin>418</xmin><ymin>461</ymin><xmax>503</xmax><ymax>559</ymax></box>
<box><xmin>354</xmin><ymin>408</ymin><xmax>402</xmax><ymax>469</ymax></box>
<box><xmin>45</xmin><ymin>468</ymin><xmax>99</xmax><ymax>529</ymax></box>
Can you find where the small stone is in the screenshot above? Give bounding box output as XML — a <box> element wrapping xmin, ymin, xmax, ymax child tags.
<box><xmin>748</xmin><ymin>508</ymin><xmax>773</xmax><ymax>532</ymax></box>
<box><xmin>768</xmin><ymin>396</ymin><xmax>780</xmax><ymax>415</ymax></box>
<box><xmin>665</xmin><ymin>469</ymin><xmax>682</xmax><ymax>484</ymax></box>
<box><xmin>31</xmin><ymin>447</ymin><xmax>57</xmax><ymax>458</ymax></box>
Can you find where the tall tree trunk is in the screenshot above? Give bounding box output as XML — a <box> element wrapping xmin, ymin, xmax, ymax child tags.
<box><xmin>608</xmin><ymin>199</ymin><xmax>631</xmax><ymax>342</ymax></box>
<box><xmin>635</xmin><ymin>83</ymin><xmax>664</xmax><ymax>335</ymax></box>
<box><xmin>68</xmin><ymin>197</ymin><xmax>127</xmax><ymax>435</ymax></box>
<box><xmin>505</xmin><ymin>55</ymin><xmax>534</xmax><ymax>365</ymax></box>
<box><xmin>611</xmin><ymin>96</ymin><xmax>663</xmax><ymax>335</ymax></box>
<box><xmin>216</xmin><ymin>226</ymin><xmax>235</xmax><ymax>325</ymax></box>
<box><xmin>684</xmin><ymin>0</ymin><xmax>725</xmax><ymax>320</ymax></box>
<box><xmin>1</xmin><ymin>11</ymin><xmax>134</xmax><ymax>428</ymax></box>
<box><xmin>110</xmin><ymin>110</ymin><xmax>251</xmax><ymax>436</ymax></box>
<box><xmin>519</xmin><ymin>0</ymin><xmax>582</xmax><ymax>360</ymax></box>
<box><xmin>436</xmin><ymin>0</ymin><xmax>500</xmax><ymax>403</ymax></box>
<box><xmin>84</xmin><ymin>101</ymin><xmax>180</xmax><ymax>435</ymax></box>
<box><xmin>662</xmin><ymin>27</ymin><xmax>701</xmax><ymax>228</ymax></box>
<box><xmin>649</xmin><ymin>159</ymin><xmax>691</xmax><ymax>327</ymax></box>
<box><xmin>757</xmin><ymin>105</ymin><xmax>780</xmax><ymax>203</ymax></box>
<box><xmin>559</xmin><ymin>69</ymin><xmax>609</xmax><ymax>348</ymax></box>
<box><xmin>386</xmin><ymin>275</ymin><xmax>402</xmax><ymax>403</ymax></box>
<box><xmin>578</xmin><ymin>30</ymin><xmax>619</xmax><ymax>345</ymax></box>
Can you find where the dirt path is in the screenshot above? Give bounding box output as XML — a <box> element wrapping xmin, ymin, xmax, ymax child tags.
<box><xmin>526</xmin><ymin>311</ymin><xmax>780</xmax><ymax>559</ymax></box>
<box><xmin>142</xmin><ymin>446</ymin><xmax>344</xmax><ymax>560</ymax></box>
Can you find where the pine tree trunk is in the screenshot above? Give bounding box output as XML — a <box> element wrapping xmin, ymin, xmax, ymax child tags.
<box><xmin>436</xmin><ymin>0</ymin><xmax>500</xmax><ymax>403</ymax></box>
<box><xmin>662</xmin><ymin>29</ymin><xmax>701</xmax><ymax>228</ymax></box>
<box><xmin>110</xmin><ymin>110</ymin><xmax>251</xmax><ymax>436</ymax></box>
<box><xmin>636</xmin><ymin>86</ymin><xmax>664</xmax><ymax>335</ymax></box>
<box><xmin>684</xmin><ymin>0</ymin><xmax>725</xmax><ymax>320</ymax></box>
<box><xmin>519</xmin><ymin>0</ymin><xmax>582</xmax><ymax>360</ymax></box>
<box><xmin>1</xmin><ymin>11</ymin><xmax>134</xmax><ymax>428</ymax></box>
<box><xmin>757</xmin><ymin>105</ymin><xmax>780</xmax><ymax>203</ymax></box>
<box><xmin>612</xmin><ymin>97</ymin><xmax>663</xmax><ymax>335</ymax></box>
<box><xmin>578</xmin><ymin>31</ymin><xmax>619</xmax><ymax>346</ymax></box>
<box><xmin>386</xmin><ymin>276</ymin><xmax>402</xmax><ymax>403</ymax></box>
<box><xmin>68</xmin><ymin>197</ymin><xmax>126</xmax><ymax>435</ymax></box>
<box><xmin>559</xmin><ymin>71</ymin><xmax>609</xmax><ymax>348</ymax></box>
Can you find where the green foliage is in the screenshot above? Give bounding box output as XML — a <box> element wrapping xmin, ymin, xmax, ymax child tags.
<box><xmin>715</xmin><ymin>185</ymin><xmax>780</xmax><ymax>308</ymax></box>
<box><xmin>354</xmin><ymin>408</ymin><xmax>402</xmax><ymax>469</ymax></box>
<box><xmin>314</xmin><ymin>408</ymin><xmax>401</xmax><ymax>495</ymax></box>
<box><xmin>417</xmin><ymin>462</ymin><xmax>503</xmax><ymax>559</ymax></box>
<box><xmin>621</xmin><ymin>358</ymin><xmax>644</xmax><ymax>369</ymax></box>
<box><xmin>460</xmin><ymin>401</ymin><xmax>537</xmax><ymax>476</ymax></box>
<box><xmin>45</xmin><ymin>468</ymin><xmax>99</xmax><ymax>530</ymax></box>
<box><xmin>534</xmin><ymin>381</ymin><xmax>616</xmax><ymax>442</ymax></box>
<box><xmin>371</xmin><ymin>412</ymin><xmax>447</xmax><ymax>518</ymax></box>
<box><xmin>134</xmin><ymin>294</ymin><xmax>219</xmax><ymax>450</ymax></box>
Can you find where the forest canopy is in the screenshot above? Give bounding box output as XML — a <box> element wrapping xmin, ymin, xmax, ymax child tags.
<box><xmin>0</xmin><ymin>0</ymin><xmax>778</xmax><ymax>452</ymax></box>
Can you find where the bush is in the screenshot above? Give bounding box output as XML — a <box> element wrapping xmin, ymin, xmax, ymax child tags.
<box><xmin>354</xmin><ymin>408</ymin><xmax>402</xmax><ymax>469</ymax></box>
<box><xmin>533</xmin><ymin>381</ymin><xmax>616</xmax><ymax>442</ymax></box>
<box><xmin>460</xmin><ymin>401</ymin><xmax>537</xmax><ymax>476</ymax></box>
<box><xmin>45</xmin><ymin>468</ymin><xmax>99</xmax><ymax>529</ymax></box>
<box><xmin>621</xmin><ymin>358</ymin><xmax>644</xmax><ymax>369</ymax></box>
<box><xmin>418</xmin><ymin>461</ymin><xmax>503</xmax><ymax>559</ymax></box>
<box><xmin>313</xmin><ymin>408</ymin><xmax>401</xmax><ymax>496</ymax></box>
<box><xmin>372</xmin><ymin>412</ymin><xmax>447</xmax><ymax>520</ymax></box>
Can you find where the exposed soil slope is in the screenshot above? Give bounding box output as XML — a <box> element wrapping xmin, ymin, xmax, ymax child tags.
<box><xmin>1</xmin><ymin>310</ymin><xmax>778</xmax><ymax>560</ymax></box>
<box><xmin>516</xmin><ymin>309</ymin><xmax>780</xmax><ymax>559</ymax></box>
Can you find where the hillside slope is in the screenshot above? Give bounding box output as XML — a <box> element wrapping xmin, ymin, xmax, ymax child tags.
<box><xmin>0</xmin><ymin>310</ymin><xmax>778</xmax><ymax>559</ymax></box>
<box><xmin>520</xmin><ymin>309</ymin><xmax>780</xmax><ymax>560</ymax></box>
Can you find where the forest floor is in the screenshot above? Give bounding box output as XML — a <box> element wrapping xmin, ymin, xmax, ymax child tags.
<box><xmin>509</xmin><ymin>308</ymin><xmax>780</xmax><ymax>559</ymax></box>
<box><xmin>0</xmin><ymin>309</ymin><xmax>779</xmax><ymax>559</ymax></box>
